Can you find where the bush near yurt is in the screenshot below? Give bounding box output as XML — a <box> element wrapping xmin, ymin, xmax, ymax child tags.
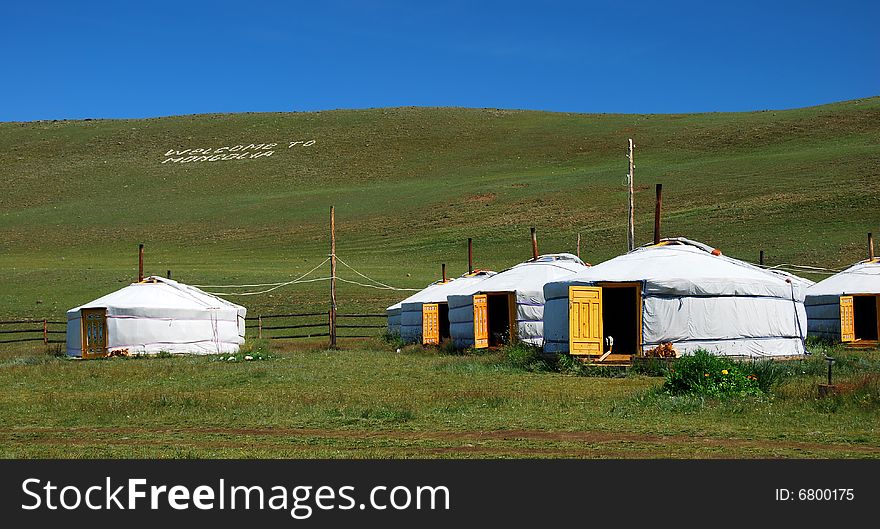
<box><xmin>663</xmin><ymin>350</ymin><xmax>762</xmax><ymax>398</ymax></box>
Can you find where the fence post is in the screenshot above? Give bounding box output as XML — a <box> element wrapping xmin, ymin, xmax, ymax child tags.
<box><xmin>329</xmin><ymin>206</ymin><xmax>337</xmax><ymax>349</ymax></box>
<box><xmin>258</xmin><ymin>316</ymin><xmax>263</xmax><ymax>339</ymax></box>
<box><xmin>43</xmin><ymin>319</ymin><xmax>48</xmax><ymax>345</ymax></box>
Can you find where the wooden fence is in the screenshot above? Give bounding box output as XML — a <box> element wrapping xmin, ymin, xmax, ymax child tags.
<box><xmin>0</xmin><ymin>319</ymin><xmax>66</xmax><ymax>345</ymax></box>
<box><xmin>0</xmin><ymin>312</ymin><xmax>387</xmax><ymax>347</ymax></box>
<box><xmin>245</xmin><ymin>311</ymin><xmax>386</xmax><ymax>340</ymax></box>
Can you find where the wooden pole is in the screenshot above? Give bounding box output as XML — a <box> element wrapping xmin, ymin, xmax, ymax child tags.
<box><xmin>329</xmin><ymin>206</ymin><xmax>337</xmax><ymax>349</ymax></box>
<box><xmin>653</xmin><ymin>183</ymin><xmax>663</xmax><ymax>245</ymax></box>
<box><xmin>442</xmin><ymin>263</ymin><xmax>447</xmax><ymax>282</ymax></box>
<box><xmin>759</xmin><ymin>250</ymin><xmax>765</xmax><ymax>266</ymax></box>
<box><xmin>627</xmin><ymin>139</ymin><xmax>635</xmax><ymax>251</ymax></box>
<box><xmin>258</xmin><ymin>316</ymin><xmax>263</xmax><ymax>339</ymax></box>
<box><xmin>138</xmin><ymin>243</ymin><xmax>144</xmax><ymax>281</ymax></box>
<box><xmin>577</xmin><ymin>233</ymin><xmax>581</xmax><ymax>258</ymax></box>
<box><xmin>42</xmin><ymin>319</ymin><xmax>48</xmax><ymax>345</ymax></box>
<box><xmin>869</xmin><ymin>232</ymin><xmax>875</xmax><ymax>260</ymax></box>
<box><xmin>467</xmin><ymin>238</ymin><xmax>473</xmax><ymax>273</ymax></box>
<box><xmin>530</xmin><ymin>227</ymin><xmax>539</xmax><ymax>260</ymax></box>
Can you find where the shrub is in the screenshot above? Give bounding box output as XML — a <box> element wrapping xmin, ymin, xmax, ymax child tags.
<box><xmin>382</xmin><ymin>331</ymin><xmax>406</xmax><ymax>350</ymax></box>
<box><xmin>663</xmin><ymin>350</ymin><xmax>762</xmax><ymax>398</ymax></box>
<box><xmin>504</xmin><ymin>342</ymin><xmax>551</xmax><ymax>372</ymax></box>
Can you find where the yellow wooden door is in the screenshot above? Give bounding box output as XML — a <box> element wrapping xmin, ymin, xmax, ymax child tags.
<box><xmin>422</xmin><ymin>303</ymin><xmax>440</xmax><ymax>345</ymax></box>
<box><xmin>839</xmin><ymin>295</ymin><xmax>854</xmax><ymax>342</ymax></box>
<box><xmin>569</xmin><ymin>286</ymin><xmax>603</xmax><ymax>355</ymax></box>
<box><xmin>473</xmin><ymin>294</ymin><xmax>488</xmax><ymax>349</ymax></box>
<box><xmin>81</xmin><ymin>308</ymin><xmax>107</xmax><ymax>359</ymax></box>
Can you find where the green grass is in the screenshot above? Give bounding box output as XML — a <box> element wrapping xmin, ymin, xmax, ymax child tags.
<box><xmin>1</xmin><ymin>98</ymin><xmax>879</xmax><ymax>458</ymax></box>
<box><xmin>2</xmin><ymin>336</ymin><xmax>871</xmax><ymax>459</ymax></box>
<box><xmin>0</xmin><ymin>340</ymin><xmax>878</xmax><ymax>458</ymax></box>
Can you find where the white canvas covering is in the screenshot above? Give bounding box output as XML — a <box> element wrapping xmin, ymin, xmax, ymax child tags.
<box><xmin>805</xmin><ymin>259</ymin><xmax>880</xmax><ymax>340</ymax></box>
<box><xmin>398</xmin><ymin>271</ymin><xmax>496</xmax><ymax>343</ymax></box>
<box><xmin>385</xmin><ymin>280</ymin><xmax>451</xmax><ymax>336</ymax></box>
<box><xmin>66</xmin><ymin>276</ymin><xmax>247</xmax><ymax>356</ymax></box>
<box><xmin>543</xmin><ymin>238</ymin><xmax>810</xmax><ymax>358</ymax></box>
<box><xmin>448</xmin><ymin>254</ymin><xmax>588</xmax><ymax>348</ymax></box>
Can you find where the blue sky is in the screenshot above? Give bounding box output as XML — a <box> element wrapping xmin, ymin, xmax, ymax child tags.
<box><xmin>1</xmin><ymin>0</ymin><xmax>877</xmax><ymax>121</ymax></box>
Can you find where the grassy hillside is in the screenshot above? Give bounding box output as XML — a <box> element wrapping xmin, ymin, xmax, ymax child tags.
<box><xmin>1</xmin><ymin>97</ymin><xmax>878</xmax><ymax>319</ymax></box>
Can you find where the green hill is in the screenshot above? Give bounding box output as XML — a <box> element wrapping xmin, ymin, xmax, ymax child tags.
<box><xmin>1</xmin><ymin>98</ymin><xmax>878</xmax><ymax>319</ymax></box>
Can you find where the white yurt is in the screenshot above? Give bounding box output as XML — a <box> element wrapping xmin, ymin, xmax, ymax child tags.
<box><xmin>66</xmin><ymin>276</ymin><xmax>247</xmax><ymax>358</ymax></box>
<box><xmin>542</xmin><ymin>238</ymin><xmax>809</xmax><ymax>359</ymax></box>
<box><xmin>448</xmin><ymin>254</ymin><xmax>588</xmax><ymax>349</ymax></box>
<box><xmin>399</xmin><ymin>271</ymin><xmax>496</xmax><ymax>344</ymax></box>
<box><xmin>805</xmin><ymin>258</ymin><xmax>880</xmax><ymax>344</ymax></box>
<box><xmin>386</xmin><ymin>280</ymin><xmax>452</xmax><ymax>337</ymax></box>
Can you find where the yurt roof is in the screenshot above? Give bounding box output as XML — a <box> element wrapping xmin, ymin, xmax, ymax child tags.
<box><xmin>471</xmin><ymin>253</ymin><xmax>588</xmax><ymax>294</ymax></box>
<box><xmin>806</xmin><ymin>258</ymin><xmax>880</xmax><ymax>297</ymax></box>
<box><xmin>387</xmin><ymin>270</ymin><xmax>496</xmax><ymax>310</ymax></box>
<box><xmin>68</xmin><ymin>276</ymin><xmax>245</xmax><ymax>314</ymax></box>
<box><xmin>548</xmin><ymin>238</ymin><xmax>807</xmax><ymax>298</ymax></box>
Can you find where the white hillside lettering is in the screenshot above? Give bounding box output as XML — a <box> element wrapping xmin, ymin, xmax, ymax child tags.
<box><xmin>160</xmin><ymin>139</ymin><xmax>315</xmax><ymax>163</ymax></box>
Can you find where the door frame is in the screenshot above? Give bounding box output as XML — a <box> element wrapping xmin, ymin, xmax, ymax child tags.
<box><xmin>80</xmin><ymin>308</ymin><xmax>108</xmax><ymax>359</ymax></box>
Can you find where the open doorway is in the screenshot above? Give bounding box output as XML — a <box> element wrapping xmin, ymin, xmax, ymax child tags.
<box><xmin>438</xmin><ymin>303</ymin><xmax>451</xmax><ymax>341</ymax></box>
<box><xmin>600</xmin><ymin>284</ymin><xmax>641</xmax><ymax>355</ymax></box>
<box><xmin>853</xmin><ymin>295</ymin><xmax>879</xmax><ymax>342</ymax></box>
<box><xmin>487</xmin><ymin>292</ymin><xmax>515</xmax><ymax>347</ymax></box>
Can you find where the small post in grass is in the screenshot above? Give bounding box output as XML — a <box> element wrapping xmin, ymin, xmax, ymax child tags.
<box><xmin>258</xmin><ymin>316</ymin><xmax>263</xmax><ymax>339</ymax></box>
<box><xmin>43</xmin><ymin>319</ymin><xmax>48</xmax><ymax>345</ymax></box>
<box><xmin>818</xmin><ymin>356</ymin><xmax>838</xmax><ymax>398</ymax></box>
<box><xmin>577</xmin><ymin>233</ymin><xmax>581</xmax><ymax>258</ymax></box>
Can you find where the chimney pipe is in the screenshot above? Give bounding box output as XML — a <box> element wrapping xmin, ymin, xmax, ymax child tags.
<box><xmin>468</xmin><ymin>238</ymin><xmax>474</xmax><ymax>273</ymax></box>
<box><xmin>138</xmin><ymin>243</ymin><xmax>144</xmax><ymax>282</ymax></box>
<box><xmin>759</xmin><ymin>250</ymin><xmax>764</xmax><ymax>266</ymax></box>
<box><xmin>442</xmin><ymin>263</ymin><xmax>447</xmax><ymax>282</ymax></box>
<box><xmin>530</xmin><ymin>227</ymin><xmax>539</xmax><ymax>260</ymax></box>
<box><xmin>166</xmin><ymin>269</ymin><xmax>172</xmax><ymax>279</ymax></box>
<box><xmin>653</xmin><ymin>184</ymin><xmax>663</xmax><ymax>245</ymax></box>
<box><xmin>870</xmin><ymin>232</ymin><xmax>875</xmax><ymax>260</ymax></box>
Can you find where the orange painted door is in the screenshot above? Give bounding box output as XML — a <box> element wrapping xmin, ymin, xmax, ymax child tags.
<box><xmin>473</xmin><ymin>294</ymin><xmax>488</xmax><ymax>349</ymax></box>
<box><xmin>422</xmin><ymin>303</ymin><xmax>440</xmax><ymax>345</ymax></box>
<box><xmin>839</xmin><ymin>296</ymin><xmax>854</xmax><ymax>342</ymax></box>
<box><xmin>569</xmin><ymin>286</ymin><xmax>603</xmax><ymax>355</ymax></box>
<box><xmin>81</xmin><ymin>308</ymin><xmax>107</xmax><ymax>359</ymax></box>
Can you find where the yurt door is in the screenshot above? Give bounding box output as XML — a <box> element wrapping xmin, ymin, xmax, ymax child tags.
<box><xmin>473</xmin><ymin>294</ymin><xmax>489</xmax><ymax>349</ymax></box>
<box><xmin>422</xmin><ymin>303</ymin><xmax>440</xmax><ymax>345</ymax></box>
<box><xmin>80</xmin><ymin>308</ymin><xmax>108</xmax><ymax>359</ymax></box>
<box><xmin>840</xmin><ymin>296</ymin><xmax>855</xmax><ymax>342</ymax></box>
<box><xmin>569</xmin><ymin>287</ymin><xmax>603</xmax><ymax>355</ymax></box>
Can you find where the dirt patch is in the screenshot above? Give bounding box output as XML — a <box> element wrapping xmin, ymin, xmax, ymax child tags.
<box><xmin>4</xmin><ymin>426</ymin><xmax>879</xmax><ymax>457</ymax></box>
<box><xmin>464</xmin><ymin>193</ymin><xmax>496</xmax><ymax>204</ymax></box>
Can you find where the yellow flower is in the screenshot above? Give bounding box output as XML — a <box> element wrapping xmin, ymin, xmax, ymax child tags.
<box><xmin>721</xmin><ymin>369</ymin><xmax>728</xmax><ymax>375</ymax></box>
<box><xmin>704</xmin><ymin>373</ymin><xmax>709</xmax><ymax>377</ymax></box>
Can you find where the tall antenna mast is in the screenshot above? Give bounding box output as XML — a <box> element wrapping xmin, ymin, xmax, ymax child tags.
<box><xmin>627</xmin><ymin>139</ymin><xmax>635</xmax><ymax>251</ymax></box>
